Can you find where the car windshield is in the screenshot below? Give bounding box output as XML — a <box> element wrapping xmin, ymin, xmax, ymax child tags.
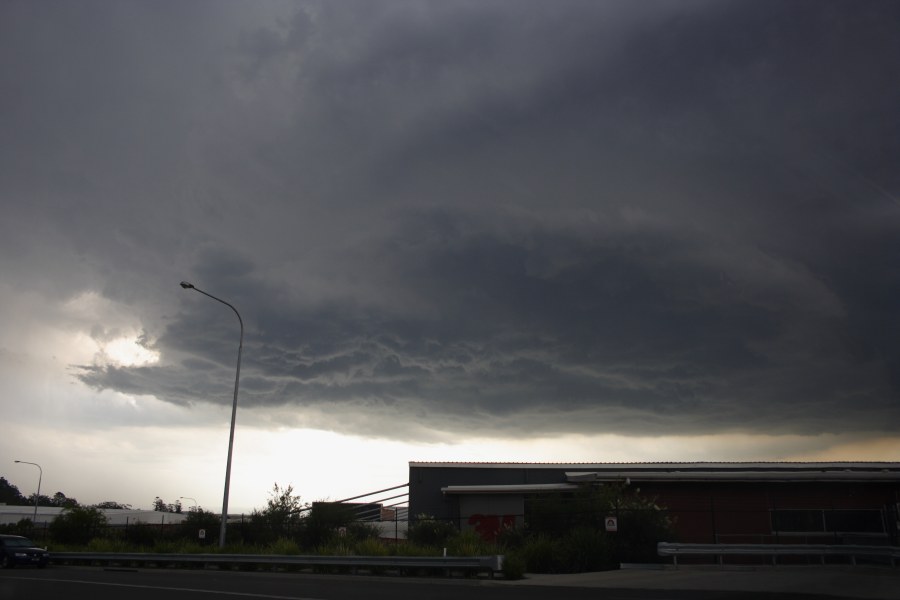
<box><xmin>4</xmin><ymin>538</ymin><xmax>36</xmax><ymax>548</ymax></box>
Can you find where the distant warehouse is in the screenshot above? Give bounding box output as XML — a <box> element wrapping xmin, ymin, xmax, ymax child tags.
<box><xmin>408</xmin><ymin>462</ymin><xmax>900</xmax><ymax>545</ymax></box>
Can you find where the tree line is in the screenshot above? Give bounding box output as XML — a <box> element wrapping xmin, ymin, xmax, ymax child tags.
<box><xmin>1</xmin><ymin>476</ymin><xmax>181</xmax><ymax>511</ymax></box>
<box><xmin>2</xmin><ymin>477</ymin><xmax>676</xmax><ymax>576</ymax></box>
<box><xmin>1</xmin><ymin>480</ymin><xmax>373</xmax><ymax>552</ymax></box>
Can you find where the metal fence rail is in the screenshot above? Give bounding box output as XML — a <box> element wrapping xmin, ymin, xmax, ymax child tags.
<box><xmin>658</xmin><ymin>542</ymin><xmax>900</xmax><ymax>568</ymax></box>
<box><xmin>50</xmin><ymin>552</ymin><xmax>504</xmax><ymax>577</ymax></box>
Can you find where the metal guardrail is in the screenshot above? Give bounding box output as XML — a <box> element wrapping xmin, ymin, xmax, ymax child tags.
<box><xmin>658</xmin><ymin>542</ymin><xmax>900</xmax><ymax>568</ymax></box>
<box><xmin>50</xmin><ymin>552</ymin><xmax>504</xmax><ymax>577</ymax></box>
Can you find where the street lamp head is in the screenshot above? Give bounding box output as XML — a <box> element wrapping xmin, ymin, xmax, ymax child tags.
<box><xmin>14</xmin><ymin>460</ymin><xmax>21</xmax><ymax>463</ymax></box>
<box><xmin>180</xmin><ymin>281</ymin><xmax>195</xmax><ymax>289</ymax></box>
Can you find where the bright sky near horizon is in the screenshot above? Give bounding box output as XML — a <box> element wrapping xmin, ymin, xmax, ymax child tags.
<box><xmin>2</xmin><ymin>0</ymin><xmax>900</xmax><ymax>513</ymax></box>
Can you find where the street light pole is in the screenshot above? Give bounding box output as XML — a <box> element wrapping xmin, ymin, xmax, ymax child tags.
<box><xmin>14</xmin><ymin>460</ymin><xmax>42</xmax><ymax>524</ymax></box>
<box><xmin>180</xmin><ymin>281</ymin><xmax>243</xmax><ymax>548</ymax></box>
<box><xmin>180</xmin><ymin>496</ymin><xmax>198</xmax><ymax>511</ymax></box>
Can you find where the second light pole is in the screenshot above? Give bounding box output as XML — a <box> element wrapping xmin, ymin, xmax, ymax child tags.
<box><xmin>14</xmin><ymin>460</ymin><xmax>41</xmax><ymax>524</ymax></box>
<box><xmin>180</xmin><ymin>281</ymin><xmax>243</xmax><ymax>548</ymax></box>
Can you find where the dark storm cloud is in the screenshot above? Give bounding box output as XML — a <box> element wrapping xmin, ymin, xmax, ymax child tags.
<box><xmin>9</xmin><ymin>1</ymin><xmax>898</xmax><ymax>439</ymax></box>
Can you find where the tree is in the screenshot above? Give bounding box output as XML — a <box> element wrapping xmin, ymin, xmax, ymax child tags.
<box><xmin>49</xmin><ymin>506</ymin><xmax>108</xmax><ymax>545</ymax></box>
<box><xmin>0</xmin><ymin>478</ymin><xmax>27</xmax><ymax>505</ymax></box>
<box><xmin>249</xmin><ymin>483</ymin><xmax>306</xmax><ymax>543</ymax></box>
<box><xmin>50</xmin><ymin>491</ymin><xmax>78</xmax><ymax>508</ymax></box>
<box><xmin>406</xmin><ymin>514</ymin><xmax>458</xmax><ymax>547</ymax></box>
<box><xmin>177</xmin><ymin>509</ymin><xmax>221</xmax><ymax>545</ymax></box>
<box><xmin>152</xmin><ymin>497</ymin><xmax>181</xmax><ymax>513</ymax></box>
<box><xmin>27</xmin><ymin>493</ymin><xmax>54</xmax><ymax>507</ymax></box>
<box><xmin>94</xmin><ymin>501</ymin><xmax>132</xmax><ymax>510</ymax></box>
<box><xmin>304</xmin><ymin>501</ymin><xmax>361</xmax><ymax>549</ymax></box>
<box><xmin>525</xmin><ymin>483</ymin><xmax>674</xmax><ymax>564</ymax></box>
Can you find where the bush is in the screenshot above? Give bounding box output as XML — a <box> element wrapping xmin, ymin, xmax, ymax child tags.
<box><xmin>520</xmin><ymin>534</ymin><xmax>565</xmax><ymax>573</ymax></box>
<box><xmin>522</xmin><ymin>483</ymin><xmax>675</xmax><ymax>568</ymax></box>
<box><xmin>406</xmin><ymin>514</ymin><xmax>457</xmax><ymax>547</ymax></box>
<box><xmin>85</xmin><ymin>537</ymin><xmax>132</xmax><ymax>553</ymax></box>
<box><xmin>561</xmin><ymin>527</ymin><xmax>613</xmax><ymax>572</ymax></box>
<box><xmin>302</xmin><ymin>502</ymin><xmax>355</xmax><ymax>549</ymax></box>
<box><xmin>123</xmin><ymin>521</ymin><xmax>161</xmax><ymax>548</ymax></box>
<box><xmin>0</xmin><ymin>518</ymin><xmax>35</xmax><ymax>536</ymax></box>
<box><xmin>388</xmin><ymin>542</ymin><xmax>440</xmax><ymax>557</ymax></box>
<box><xmin>49</xmin><ymin>506</ymin><xmax>108</xmax><ymax>545</ymax></box>
<box><xmin>153</xmin><ymin>540</ymin><xmax>206</xmax><ymax>554</ymax></box>
<box><xmin>317</xmin><ymin>538</ymin><xmax>353</xmax><ymax>556</ymax></box>
<box><xmin>446</xmin><ymin>530</ymin><xmax>489</xmax><ymax>556</ymax></box>
<box><xmin>177</xmin><ymin>509</ymin><xmax>221</xmax><ymax>545</ymax></box>
<box><xmin>614</xmin><ymin>507</ymin><xmax>674</xmax><ymax>563</ymax></box>
<box><xmin>495</xmin><ymin>525</ymin><xmax>528</xmax><ymax>551</ymax></box>
<box><xmin>248</xmin><ymin>484</ymin><xmax>306</xmax><ymax>545</ymax></box>
<box><xmin>501</xmin><ymin>552</ymin><xmax>526</xmax><ymax>580</ymax></box>
<box><xmin>268</xmin><ymin>537</ymin><xmax>301</xmax><ymax>555</ymax></box>
<box><xmin>345</xmin><ymin>520</ymin><xmax>380</xmax><ymax>542</ymax></box>
<box><xmin>354</xmin><ymin>537</ymin><xmax>388</xmax><ymax>557</ymax></box>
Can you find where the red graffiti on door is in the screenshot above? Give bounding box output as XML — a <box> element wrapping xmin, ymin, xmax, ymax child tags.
<box><xmin>467</xmin><ymin>514</ymin><xmax>516</xmax><ymax>541</ymax></box>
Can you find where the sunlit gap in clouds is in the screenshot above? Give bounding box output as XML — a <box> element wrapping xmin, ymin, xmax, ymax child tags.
<box><xmin>101</xmin><ymin>336</ymin><xmax>160</xmax><ymax>367</ymax></box>
<box><xmin>60</xmin><ymin>290</ymin><xmax>160</xmax><ymax>367</ymax></box>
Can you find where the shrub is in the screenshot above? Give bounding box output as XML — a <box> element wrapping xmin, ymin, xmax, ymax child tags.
<box><xmin>317</xmin><ymin>538</ymin><xmax>353</xmax><ymax>556</ymax></box>
<box><xmin>523</xmin><ymin>483</ymin><xmax>675</xmax><ymax>568</ymax></box>
<box><xmin>268</xmin><ymin>537</ymin><xmax>301</xmax><ymax>555</ymax></box>
<box><xmin>154</xmin><ymin>540</ymin><xmax>206</xmax><ymax>554</ymax></box>
<box><xmin>354</xmin><ymin>537</ymin><xmax>388</xmax><ymax>557</ymax></box>
<box><xmin>520</xmin><ymin>534</ymin><xmax>565</xmax><ymax>573</ymax></box>
<box><xmin>614</xmin><ymin>506</ymin><xmax>674</xmax><ymax>563</ymax></box>
<box><xmin>123</xmin><ymin>521</ymin><xmax>161</xmax><ymax>548</ymax></box>
<box><xmin>406</xmin><ymin>514</ymin><xmax>457</xmax><ymax>547</ymax></box>
<box><xmin>85</xmin><ymin>537</ymin><xmax>132</xmax><ymax>553</ymax></box>
<box><xmin>388</xmin><ymin>542</ymin><xmax>439</xmax><ymax>557</ymax></box>
<box><xmin>302</xmin><ymin>502</ymin><xmax>355</xmax><ymax>550</ymax></box>
<box><xmin>0</xmin><ymin>518</ymin><xmax>35</xmax><ymax>536</ymax></box>
<box><xmin>446</xmin><ymin>530</ymin><xmax>489</xmax><ymax>557</ymax></box>
<box><xmin>501</xmin><ymin>552</ymin><xmax>527</xmax><ymax>580</ymax></box>
<box><xmin>562</xmin><ymin>527</ymin><xmax>613</xmax><ymax>572</ymax></box>
<box><xmin>248</xmin><ymin>484</ymin><xmax>306</xmax><ymax>545</ymax></box>
<box><xmin>345</xmin><ymin>520</ymin><xmax>380</xmax><ymax>542</ymax></box>
<box><xmin>495</xmin><ymin>525</ymin><xmax>528</xmax><ymax>551</ymax></box>
<box><xmin>49</xmin><ymin>506</ymin><xmax>108</xmax><ymax>545</ymax></box>
<box><xmin>177</xmin><ymin>509</ymin><xmax>221</xmax><ymax>545</ymax></box>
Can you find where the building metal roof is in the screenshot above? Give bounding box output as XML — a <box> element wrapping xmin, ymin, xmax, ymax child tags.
<box><xmin>411</xmin><ymin>461</ymin><xmax>900</xmax><ymax>472</ymax></box>
<box><xmin>441</xmin><ymin>483</ymin><xmax>579</xmax><ymax>495</ymax></box>
<box><xmin>564</xmin><ymin>470</ymin><xmax>900</xmax><ymax>483</ymax></box>
<box><xmin>414</xmin><ymin>461</ymin><xmax>900</xmax><ymax>488</ymax></box>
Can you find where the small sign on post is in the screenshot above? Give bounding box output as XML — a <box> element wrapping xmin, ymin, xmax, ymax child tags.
<box><xmin>605</xmin><ymin>516</ymin><xmax>618</xmax><ymax>532</ymax></box>
<box><xmin>198</xmin><ymin>529</ymin><xmax>206</xmax><ymax>540</ymax></box>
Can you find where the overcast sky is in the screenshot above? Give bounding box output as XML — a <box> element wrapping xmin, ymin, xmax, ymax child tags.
<box><xmin>2</xmin><ymin>0</ymin><xmax>899</xmax><ymax>513</ymax></box>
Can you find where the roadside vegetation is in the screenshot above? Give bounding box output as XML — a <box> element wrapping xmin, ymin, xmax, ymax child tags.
<box><xmin>1</xmin><ymin>478</ymin><xmax>673</xmax><ymax>579</ymax></box>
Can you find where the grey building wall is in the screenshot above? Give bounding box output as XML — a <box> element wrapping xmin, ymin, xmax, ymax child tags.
<box><xmin>408</xmin><ymin>464</ymin><xmax>569</xmax><ymax>526</ymax></box>
<box><xmin>459</xmin><ymin>494</ymin><xmax>525</xmax><ymax>534</ymax></box>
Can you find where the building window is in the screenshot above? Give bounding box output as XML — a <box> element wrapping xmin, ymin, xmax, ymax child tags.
<box><xmin>824</xmin><ymin>510</ymin><xmax>884</xmax><ymax>533</ymax></box>
<box><xmin>771</xmin><ymin>509</ymin><xmax>884</xmax><ymax>534</ymax></box>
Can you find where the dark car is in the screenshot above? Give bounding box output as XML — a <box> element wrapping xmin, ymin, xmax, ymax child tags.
<box><xmin>0</xmin><ymin>534</ymin><xmax>49</xmax><ymax>568</ymax></box>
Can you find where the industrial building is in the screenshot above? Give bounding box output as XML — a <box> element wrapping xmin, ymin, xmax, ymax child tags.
<box><xmin>409</xmin><ymin>462</ymin><xmax>900</xmax><ymax>545</ymax></box>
